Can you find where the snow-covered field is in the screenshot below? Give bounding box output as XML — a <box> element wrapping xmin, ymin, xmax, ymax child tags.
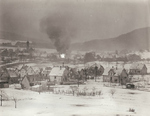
<box><xmin>1</xmin><ymin>81</ymin><xmax>150</xmax><ymax>116</ymax></box>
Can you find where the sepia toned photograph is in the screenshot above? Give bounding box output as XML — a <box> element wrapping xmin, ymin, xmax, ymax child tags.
<box><xmin>0</xmin><ymin>0</ymin><xmax>150</xmax><ymax>116</ymax></box>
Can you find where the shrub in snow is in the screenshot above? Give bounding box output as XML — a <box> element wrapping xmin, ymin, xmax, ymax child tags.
<box><xmin>110</xmin><ymin>89</ymin><xmax>116</xmax><ymax>97</ymax></box>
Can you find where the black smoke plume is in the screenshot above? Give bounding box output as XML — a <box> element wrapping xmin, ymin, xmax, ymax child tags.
<box><xmin>40</xmin><ymin>12</ymin><xmax>76</xmax><ymax>53</ymax></box>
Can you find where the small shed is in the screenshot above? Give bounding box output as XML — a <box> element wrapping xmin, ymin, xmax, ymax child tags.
<box><xmin>0</xmin><ymin>80</ymin><xmax>9</xmax><ymax>88</ymax></box>
<box><xmin>31</xmin><ymin>85</ymin><xmax>42</xmax><ymax>92</ymax></box>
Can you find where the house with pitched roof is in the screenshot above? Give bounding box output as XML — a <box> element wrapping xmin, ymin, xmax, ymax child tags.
<box><xmin>114</xmin><ymin>68</ymin><xmax>129</xmax><ymax>85</ymax></box>
<box><xmin>42</xmin><ymin>67</ymin><xmax>52</xmax><ymax>80</ymax></box>
<box><xmin>26</xmin><ymin>66</ymin><xmax>35</xmax><ymax>76</ymax></box>
<box><xmin>26</xmin><ymin>66</ymin><xmax>41</xmax><ymax>86</ymax></box>
<box><xmin>49</xmin><ymin>66</ymin><xmax>67</xmax><ymax>84</ymax></box>
<box><xmin>6</xmin><ymin>68</ymin><xmax>19</xmax><ymax>84</ymax></box>
<box><xmin>0</xmin><ymin>68</ymin><xmax>9</xmax><ymax>88</ymax></box>
<box><xmin>0</xmin><ymin>67</ymin><xmax>4</xmax><ymax>76</ymax></box>
<box><xmin>0</xmin><ymin>68</ymin><xmax>9</xmax><ymax>82</ymax></box>
<box><xmin>19</xmin><ymin>65</ymin><xmax>28</xmax><ymax>78</ymax></box>
<box><xmin>103</xmin><ymin>67</ymin><xmax>129</xmax><ymax>85</ymax></box>
<box><xmin>129</xmin><ymin>63</ymin><xmax>147</xmax><ymax>75</ymax></box>
<box><xmin>103</xmin><ymin>67</ymin><xmax>111</xmax><ymax>82</ymax></box>
<box><xmin>32</xmin><ymin>67</ymin><xmax>41</xmax><ymax>75</ymax></box>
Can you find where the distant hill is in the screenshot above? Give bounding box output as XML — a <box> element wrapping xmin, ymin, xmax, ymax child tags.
<box><xmin>0</xmin><ymin>31</ymin><xmax>54</xmax><ymax>48</ymax></box>
<box><xmin>1</xmin><ymin>27</ymin><xmax>150</xmax><ymax>51</ymax></box>
<box><xmin>71</xmin><ymin>27</ymin><xmax>150</xmax><ymax>51</ymax></box>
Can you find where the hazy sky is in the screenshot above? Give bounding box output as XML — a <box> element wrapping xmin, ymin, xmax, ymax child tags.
<box><xmin>0</xmin><ymin>0</ymin><xmax>150</xmax><ymax>43</ymax></box>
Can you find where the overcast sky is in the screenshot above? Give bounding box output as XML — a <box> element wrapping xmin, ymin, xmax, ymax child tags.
<box><xmin>0</xmin><ymin>0</ymin><xmax>150</xmax><ymax>43</ymax></box>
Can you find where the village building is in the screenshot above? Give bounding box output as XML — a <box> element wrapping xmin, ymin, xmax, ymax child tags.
<box><xmin>26</xmin><ymin>66</ymin><xmax>35</xmax><ymax>75</ymax></box>
<box><xmin>26</xmin><ymin>66</ymin><xmax>39</xmax><ymax>86</ymax></box>
<box><xmin>115</xmin><ymin>68</ymin><xmax>129</xmax><ymax>85</ymax></box>
<box><xmin>103</xmin><ymin>67</ymin><xmax>112</xmax><ymax>82</ymax></box>
<box><xmin>6</xmin><ymin>68</ymin><xmax>19</xmax><ymax>84</ymax></box>
<box><xmin>103</xmin><ymin>67</ymin><xmax>129</xmax><ymax>85</ymax></box>
<box><xmin>15</xmin><ymin>41</ymin><xmax>32</xmax><ymax>47</ymax></box>
<box><xmin>18</xmin><ymin>53</ymin><xmax>30</xmax><ymax>61</ymax></box>
<box><xmin>0</xmin><ymin>68</ymin><xmax>9</xmax><ymax>88</ymax></box>
<box><xmin>32</xmin><ymin>67</ymin><xmax>41</xmax><ymax>75</ymax></box>
<box><xmin>18</xmin><ymin>65</ymin><xmax>41</xmax><ymax>86</ymax></box>
<box><xmin>19</xmin><ymin>65</ymin><xmax>28</xmax><ymax>78</ymax></box>
<box><xmin>0</xmin><ymin>68</ymin><xmax>10</xmax><ymax>82</ymax></box>
<box><xmin>0</xmin><ymin>80</ymin><xmax>9</xmax><ymax>88</ymax></box>
<box><xmin>48</xmin><ymin>66</ymin><xmax>67</xmax><ymax>84</ymax></box>
<box><xmin>108</xmin><ymin>68</ymin><xmax>118</xmax><ymax>83</ymax></box>
<box><xmin>0</xmin><ymin>49</ymin><xmax>9</xmax><ymax>57</ymax></box>
<box><xmin>42</xmin><ymin>67</ymin><xmax>52</xmax><ymax>80</ymax></box>
<box><xmin>21</xmin><ymin>76</ymin><xmax>30</xmax><ymax>89</ymax></box>
<box><xmin>129</xmin><ymin>63</ymin><xmax>147</xmax><ymax>75</ymax></box>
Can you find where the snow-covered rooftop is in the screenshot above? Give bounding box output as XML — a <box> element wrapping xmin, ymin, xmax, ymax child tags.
<box><xmin>49</xmin><ymin>67</ymin><xmax>66</xmax><ymax>77</ymax></box>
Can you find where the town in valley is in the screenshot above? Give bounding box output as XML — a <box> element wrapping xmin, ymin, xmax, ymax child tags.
<box><xmin>0</xmin><ymin>0</ymin><xmax>150</xmax><ymax>116</ymax></box>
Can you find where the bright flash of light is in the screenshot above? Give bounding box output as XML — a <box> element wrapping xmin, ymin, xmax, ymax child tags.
<box><xmin>60</xmin><ymin>54</ymin><xmax>65</xmax><ymax>58</ymax></box>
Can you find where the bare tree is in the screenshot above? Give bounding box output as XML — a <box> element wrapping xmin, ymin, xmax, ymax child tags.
<box><xmin>0</xmin><ymin>90</ymin><xmax>8</xmax><ymax>106</ymax></box>
<box><xmin>70</xmin><ymin>86</ymin><xmax>78</xmax><ymax>96</ymax></box>
<box><xmin>92</xmin><ymin>87</ymin><xmax>96</xmax><ymax>96</ymax></box>
<box><xmin>98</xmin><ymin>90</ymin><xmax>102</xmax><ymax>97</ymax></box>
<box><xmin>83</xmin><ymin>86</ymin><xmax>88</xmax><ymax>96</ymax></box>
<box><xmin>12</xmin><ymin>96</ymin><xmax>18</xmax><ymax>108</ymax></box>
<box><xmin>110</xmin><ymin>89</ymin><xmax>116</xmax><ymax>97</ymax></box>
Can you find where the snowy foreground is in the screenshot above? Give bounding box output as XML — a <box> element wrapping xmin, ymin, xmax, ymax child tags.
<box><xmin>1</xmin><ymin>83</ymin><xmax>150</xmax><ymax>116</ymax></box>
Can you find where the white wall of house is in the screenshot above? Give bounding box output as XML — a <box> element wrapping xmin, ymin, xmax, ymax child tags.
<box><xmin>50</xmin><ymin>76</ymin><xmax>63</xmax><ymax>84</ymax></box>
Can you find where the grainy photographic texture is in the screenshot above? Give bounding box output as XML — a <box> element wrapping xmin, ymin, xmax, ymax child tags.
<box><xmin>0</xmin><ymin>0</ymin><xmax>150</xmax><ymax>116</ymax></box>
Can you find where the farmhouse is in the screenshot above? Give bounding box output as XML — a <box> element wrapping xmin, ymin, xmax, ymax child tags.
<box><xmin>26</xmin><ymin>66</ymin><xmax>41</xmax><ymax>86</ymax></box>
<box><xmin>115</xmin><ymin>68</ymin><xmax>129</xmax><ymax>85</ymax></box>
<box><xmin>49</xmin><ymin>66</ymin><xmax>67</xmax><ymax>84</ymax></box>
<box><xmin>129</xmin><ymin>63</ymin><xmax>147</xmax><ymax>75</ymax></box>
<box><xmin>103</xmin><ymin>67</ymin><xmax>129</xmax><ymax>85</ymax></box>
<box><xmin>109</xmin><ymin>68</ymin><xmax>119</xmax><ymax>83</ymax></box>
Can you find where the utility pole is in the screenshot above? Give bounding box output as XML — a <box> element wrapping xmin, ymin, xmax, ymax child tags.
<box><xmin>0</xmin><ymin>90</ymin><xmax>2</xmax><ymax>106</ymax></box>
<box><xmin>95</xmin><ymin>64</ymin><xmax>98</xmax><ymax>82</ymax></box>
<box><xmin>77</xmin><ymin>70</ymin><xmax>80</xmax><ymax>87</ymax></box>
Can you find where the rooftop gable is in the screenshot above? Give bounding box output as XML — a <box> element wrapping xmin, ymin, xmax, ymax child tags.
<box><xmin>130</xmin><ymin>63</ymin><xmax>146</xmax><ymax>70</ymax></box>
<box><xmin>7</xmin><ymin>69</ymin><xmax>18</xmax><ymax>78</ymax></box>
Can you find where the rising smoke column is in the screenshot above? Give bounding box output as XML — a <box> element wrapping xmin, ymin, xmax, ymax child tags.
<box><xmin>40</xmin><ymin>11</ymin><xmax>76</xmax><ymax>53</ymax></box>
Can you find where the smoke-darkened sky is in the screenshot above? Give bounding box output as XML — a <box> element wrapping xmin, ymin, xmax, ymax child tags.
<box><xmin>0</xmin><ymin>0</ymin><xmax>150</xmax><ymax>43</ymax></box>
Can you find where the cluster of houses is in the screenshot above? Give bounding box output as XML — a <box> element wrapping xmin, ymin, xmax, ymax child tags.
<box><xmin>0</xmin><ymin>41</ymin><xmax>34</xmax><ymax>63</ymax></box>
<box><xmin>0</xmin><ymin>65</ymin><xmax>44</xmax><ymax>88</ymax></box>
<box><xmin>0</xmin><ymin>62</ymin><xmax>149</xmax><ymax>90</ymax></box>
<box><xmin>1</xmin><ymin>40</ymin><xmax>33</xmax><ymax>47</ymax></box>
<box><xmin>0</xmin><ymin>64</ymin><xmax>74</xmax><ymax>90</ymax></box>
<box><xmin>103</xmin><ymin>63</ymin><xmax>148</xmax><ymax>86</ymax></box>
